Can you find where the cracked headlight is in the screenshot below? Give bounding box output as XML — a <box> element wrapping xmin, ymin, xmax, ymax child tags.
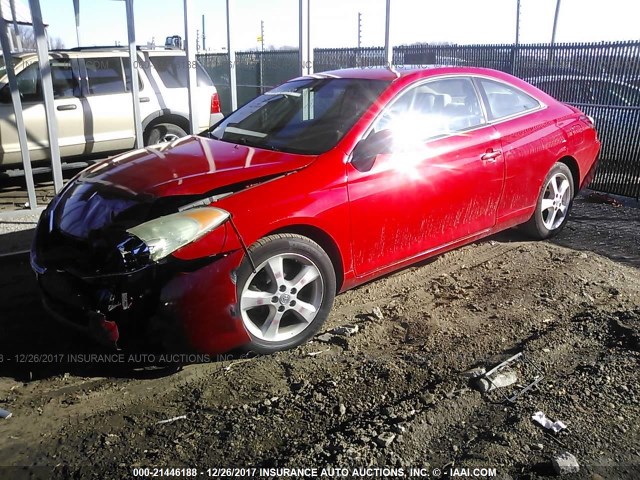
<box><xmin>126</xmin><ymin>207</ymin><xmax>230</xmax><ymax>262</ymax></box>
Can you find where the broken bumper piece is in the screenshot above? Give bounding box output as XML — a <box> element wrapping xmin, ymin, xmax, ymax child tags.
<box><xmin>32</xmin><ymin>249</ymin><xmax>250</xmax><ymax>354</ymax></box>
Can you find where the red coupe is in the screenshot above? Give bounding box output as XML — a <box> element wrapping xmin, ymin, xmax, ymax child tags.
<box><xmin>31</xmin><ymin>66</ymin><xmax>600</xmax><ymax>354</ymax></box>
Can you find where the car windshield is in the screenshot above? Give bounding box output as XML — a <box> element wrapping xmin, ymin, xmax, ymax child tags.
<box><xmin>210</xmin><ymin>78</ymin><xmax>390</xmax><ymax>155</ymax></box>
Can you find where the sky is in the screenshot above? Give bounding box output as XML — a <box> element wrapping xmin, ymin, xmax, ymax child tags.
<box><xmin>38</xmin><ymin>0</ymin><xmax>640</xmax><ymax>52</ymax></box>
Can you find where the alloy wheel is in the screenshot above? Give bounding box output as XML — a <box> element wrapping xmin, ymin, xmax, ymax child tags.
<box><xmin>161</xmin><ymin>133</ymin><xmax>180</xmax><ymax>143</ymax></box>
<box><xmin>240</xmin><ymin>253</ymin><xmax>324</xmax><ymax>343</ymax></box>
<box><xmin>540</xmin><ymin>172</ymin><xmax>571</xmax><ymax>230</ymax></box>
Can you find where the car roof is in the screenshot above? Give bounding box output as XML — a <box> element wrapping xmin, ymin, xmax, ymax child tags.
<box><xmin>293</xmin><ymin>65</ymin><xmax>515</xmax><ymax>82</ymax></box>
<box><xmin>10</xmin><ymin>47</ymin><xmax>184</xmax><ymax>59</ymax></box>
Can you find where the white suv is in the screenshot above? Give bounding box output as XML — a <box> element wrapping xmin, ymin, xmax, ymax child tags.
<box><xmin>0</xmin><ymin>47</ymin><xmax>224</xmax><ymax>168</ymax></box>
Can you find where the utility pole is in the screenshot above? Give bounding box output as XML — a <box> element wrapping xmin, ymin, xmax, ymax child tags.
<box><xmin>202</xmin><ymin>14</ymin><xmax>206</xmax><ymax>51</ymax></box>
<box><xmin>356</xmin><ymin>11</ymin><xmax>362</xmax><ymax>67</ymax></box>
<box><xmin>259</xmin><ymin>20</ymin><xmax>264</xmax><ymax>93</ymax></box>
<box><xmin>515</xmin><ymin>0</ymin><xmax>521</xmax><ymax>46</ymax></box>
<box><xmin>226</xmin><ymin>0</ymin><xmax>237</xmax><ymax>110</ymax></box>
<box><xmin>549</xmin><ymin>0</ymin><xmax>561</xmax><ymax>65</ymax></box>
<box><xmin>384</xmin><ymin>0</ymin><xmax>392</xmax><ymax>67</ymax></box>
<box><xmin>513</xmin><ymin>0</ymin><xmax>521</xmax><ymax>74</ymax></box>
<box><xmin>551</xmin><ymin>0</ymin><xmax>561</xmax><ymax>45</ymax></box>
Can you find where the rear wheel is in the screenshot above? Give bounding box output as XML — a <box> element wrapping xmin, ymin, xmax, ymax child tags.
<box><xmin>145</xmin><ymin>123</ymin><xmax>187</xmax><ymax>145</ymax></box>
<box><xmin>236</xmin><ymin>234</ymin><xmax>336</xmax><ymax>354</ymax></box>
<box><xmin>523</xmin><ymin>162</ymin><xmax>574</xmax><ymax>239</ymax></box>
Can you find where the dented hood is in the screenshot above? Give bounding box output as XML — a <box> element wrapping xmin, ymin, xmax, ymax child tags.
<box><xmin>52</xmin><ymin>136</ymin><xmax>316</xmax><ymax>240</ymax></box>
<box><xmin>78</xmin><ymin>135</ymin><xmax>316</xmax><ymax>197</ymax></box>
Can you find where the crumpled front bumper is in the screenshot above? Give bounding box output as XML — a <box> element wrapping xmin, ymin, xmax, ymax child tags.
<box><xmin>32</xmin><ymin>249</ymin><xmax>251</xmax><ymax>354</ymax></box>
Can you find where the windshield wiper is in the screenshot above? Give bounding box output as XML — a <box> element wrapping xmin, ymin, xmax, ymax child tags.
<box><xmin>236</xmin><ymin>136</ymin><xmax>284</xmax><ymax>152</ymax></box>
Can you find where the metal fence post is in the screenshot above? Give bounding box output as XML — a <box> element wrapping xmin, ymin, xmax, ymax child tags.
<box><xmin>298</xmin><ymin>0</ymin><xmax>311</xmax><ymax>75</ymax></box>
<box><xmin>183</xmin><ymin>0</ymin><xmax>197</xmax><ymax>134</ymax></box>
<box><xmin>73</xmin><ymin>0</ymin><xmax>80</xmax><ymax>47</ymax></box>
<box><xmin>226</xmin><ymin>0</ymin><xmax>237</xmax><ymax>111</ymax></box>
<box><xmin>307</xmin><ymin>0</ymin><xmax>313</xmax><ymax>75</ymax></box>
<box><xmin>9</xmin><ymin>0</ymin><xmax>23</xmax><ymax>51</ymax></box>
<box><xmin>0</xmin><ymin>6</ymin><xmax>37</xmax><ymax>209</ymax></box>
<box><xmin>28</xmin><ymin>0</ymin><xmax>63</xmax><ymax>193</ymax></box>
<box><xmin>384</xmin><ymin>0</ymin><xmax>392</xmax><ymax>67</ymax></box>
<box><xmin>125</xmin><ymin>0</ymin><xmax>143</xmax><ymax>147</ymax></box>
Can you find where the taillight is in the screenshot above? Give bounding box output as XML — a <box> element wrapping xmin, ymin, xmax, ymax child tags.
<box><xmin>210</xmin><ymin>92</ymin><xmax>221</xmax><ymax>114</ymax></box>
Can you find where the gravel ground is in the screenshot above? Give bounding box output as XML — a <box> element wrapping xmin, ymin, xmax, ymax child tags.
<box><xmin>0</xmin><ymin>193</ymin><xmax>638</xmax><ymax>480</ymax></box>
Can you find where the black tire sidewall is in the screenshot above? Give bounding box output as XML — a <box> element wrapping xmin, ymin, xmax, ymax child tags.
<box><xmin>530</xmin><ymin>163</ymin><xmax>575</xmax><ymax>239</ymax></box>
<box><xmin>236</xmin><ymin>235</ymin><xmax>336</xmax><ymax>354</ymax></box>
<box><xmin>145</xmin><ymin>123</ymin><xmax>187</xmax><ymax>145</ymax></box>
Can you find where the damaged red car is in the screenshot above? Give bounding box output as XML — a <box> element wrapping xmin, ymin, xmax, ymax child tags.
<box><xmin>31</xmin><ymin>66</ymin><xmax>600</xmax><ymax>354</ymax></box>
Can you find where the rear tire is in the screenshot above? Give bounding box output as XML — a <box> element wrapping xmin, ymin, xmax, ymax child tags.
<box><xmin>522</xmin><ymin>162</ymin><xmax>575</xmax><ymax>240</ymax></box>
<box><xmin>145</xmin><ymin>123</ymin><xmax>187</xmax><ymax>145</ymax></box>
<box><xmin>236</xmin><ymin>234</ymin><xmax>336</xmax><ymax>354</ymax></box>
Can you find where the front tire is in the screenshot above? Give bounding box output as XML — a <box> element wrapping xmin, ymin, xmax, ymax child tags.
<box><xmin>236</xmin><ymin>234</ymin><xmax>336</xmax><ymax>354</ymax></box>
<box><xmin>523</xmin><ymin>162</ymin><xmax>575</xmax><ymax>239</ymax></box>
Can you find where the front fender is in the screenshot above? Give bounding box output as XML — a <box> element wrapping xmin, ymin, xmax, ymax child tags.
<box><xmin>158</xmin><ymin>249</ymin><xmax>249</xmax><ymax>353</ymax></box>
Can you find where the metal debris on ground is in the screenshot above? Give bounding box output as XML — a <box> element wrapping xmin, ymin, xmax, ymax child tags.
<box><xmin>307</xmin><ymin>348</ymin><xmax>331</xmax><ymax>357</ymax></box>
<box><xmin>222</xmin><ymin>358</ymin><xmax>254</xmax><ymax>372</ymax></box>
<box><xmin>0</xmin><ymin>408</ymin><xmax>12</xmax><ymax>419</ymax></box>
<box><xmin>331</xmin><ymin>324</ymin><xmax>359</xmax><ymax>336</ymax></box>
<box><xmin>532</xmin><ymin>411</ymin><xmax>567</xmax><ymax>433</ymax></box>
<box><xmin>156</xmin><ymin>415</ymin><xmax>187</xmax><ymax>425</ymax></box>
<box><xmin>471</xmin><ymin>352</ymin><xmax>544</xmax><ymax>403</ymax></box>
<box><xmin>462</xmin><ymin>366</ymin><xmax>486</xmax><ymax>378</ymax></box>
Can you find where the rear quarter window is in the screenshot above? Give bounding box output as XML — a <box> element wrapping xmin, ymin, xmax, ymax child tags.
<box><xmin>479</xmin><ymin>78</ymin><xmax>540</xmax><ymax>120</ymax></box>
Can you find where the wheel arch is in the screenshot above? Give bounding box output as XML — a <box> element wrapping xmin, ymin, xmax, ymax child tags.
<box><xmin>557</xmin><ymin>155</ymin><xmax>580</xmax><ymax>194</ymax></box>
<box><xmin>142</xmin><ymin>111</ymin><xmax>191</xmax><ymax>143</ymax></box>
<box><xmin>267</xmin><ymin>224</ymin><xmax>345</xmax><ymax>293</ymax></box>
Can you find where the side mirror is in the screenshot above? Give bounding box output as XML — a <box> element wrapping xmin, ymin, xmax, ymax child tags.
<box><xmin>351</xmin><ymin>129</ymin><xmax>395</xmax><ymax>172</ymax></box>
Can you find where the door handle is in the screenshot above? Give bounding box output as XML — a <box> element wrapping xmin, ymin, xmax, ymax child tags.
<box><xmin>480</xmin><ymin>149</ymin><xmax>501</xmax><ymax>163</ymax></box>
<box><xmin>56</xmin><ymin>104</ymin><xmax>77</xmax><ymax>111</ymax></box>
<box><xmin>139</xmin><ymin>97</ymin><xmax>150</xmax><ymax>103</ymax></box>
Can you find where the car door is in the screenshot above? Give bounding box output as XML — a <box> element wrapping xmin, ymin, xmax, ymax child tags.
<box><xmin>79</xmin><ymin>56</ymin><xmax>136</xmax><ymax>155</ymax></box>
<box><xmin>0</xmin><ymin>57</ymin><xmax>84</xmax><ymax>166</ymax></box>
<box><xmin>347</xmin><ymin>76</ymin><xmax>504</xmax><ymax>276</ymax></box>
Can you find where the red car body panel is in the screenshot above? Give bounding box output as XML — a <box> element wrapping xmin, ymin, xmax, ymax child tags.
<box><xmin>81</xmin><ymin>135</ymin><xmax>317</xmax><ymax>197</ymax></box>
<box><xmin>34</xmin><ymin>66</ymin><xmax>601</xmax><ymax>354</ymax></box>
<box><xmin>158</xmin><ymin>250</ymin><xmax>250</xmax><ymax>353</ymax></box>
